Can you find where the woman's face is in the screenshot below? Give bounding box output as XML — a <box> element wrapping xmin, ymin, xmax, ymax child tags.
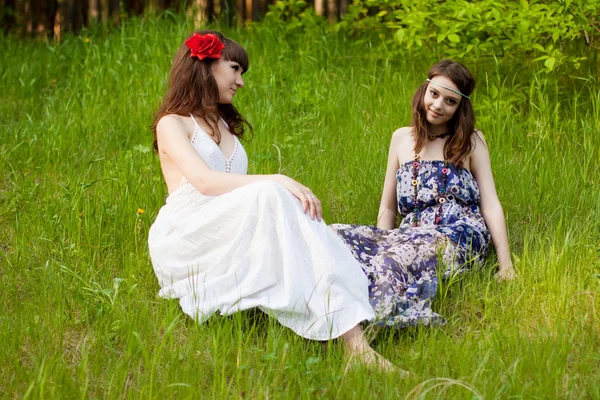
<box><xmin>423</xmin><ymin>75</ymin><xmax>462</xmax><ymax>128</ymax></box>
<box><xmin>211</xmin><ymin>58</ymin><xmax>245</xmax><ymax>104</ymax></box>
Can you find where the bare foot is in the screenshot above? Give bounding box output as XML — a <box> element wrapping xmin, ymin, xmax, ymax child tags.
<box><xmin>345</xmin><ymin>345</ymin><xmax>408</xmax><ymax>375</ymax></box>
<box><xmin>341</xmin><ymin>324</ymin><xmax>409</xmax><ymax>375</ymax></box>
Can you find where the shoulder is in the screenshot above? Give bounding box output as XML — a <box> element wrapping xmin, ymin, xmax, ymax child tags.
<box><xmin>392</xmin><ymin>126</ymin><xmax>412</xmax><ymax>140</ymax></box>
<box><xmin>391</xmin><ymin>126</ymin><xmax>413</xmax><ymax>147</ymax></box>
<box><xmin>465</xmin><ymin>130</ymin><xmax>490</xmax><ymax>170</ymax></box>
<box><xmin>155</xmin><ymin>114</ymin><xmax>196</xmax><ymax>154</ymax></box>
<box><xmin>157</xmin><ymin>114</ymin><xmax>186</xmax><ymax>134</ymax></box>
<box><xmin>471</xmin><ymin>129</ymin><xmax>488</xmax><ymax>149</ymax></box>
<box><xmin>389</xmin><ymin>127</ymin><xmax>415</xmax><ymax>162</ymax></box>
<box><xmin>469</xmin><ymin>129</ymin><xmax>489</xmax><ymax>162</ymax></box>
<box><xmin>469</xmin><ymin>129</ymin><xmax>492</xmax><ymax>167</ymax></box>
<box><xmin>156</xmin><ymin>114</ymin><xmax>197</xmax><ymax>141</ymax></box>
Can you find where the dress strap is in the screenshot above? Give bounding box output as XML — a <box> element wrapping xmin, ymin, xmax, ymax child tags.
<box><xmin>189</xmin><ymin>113</ymin><xmax>201</xmax><ymax>131</ymax></box>
<box><xmin>190</xmin><ymin>113</ymin><xmax>228</xmax><ymax>132</ymax></box>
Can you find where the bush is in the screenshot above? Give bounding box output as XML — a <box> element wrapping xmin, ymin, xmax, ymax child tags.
<box><xmin>267</xmin><ymin>0</ymin><xmax>600</xmax><ymax>72</ymax></box>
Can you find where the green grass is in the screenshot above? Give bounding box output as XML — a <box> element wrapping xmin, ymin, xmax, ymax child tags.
<box><xmin>1</xmin><ymin>12</ymin><xmax>599</xmax><ymax>399</ymax></box>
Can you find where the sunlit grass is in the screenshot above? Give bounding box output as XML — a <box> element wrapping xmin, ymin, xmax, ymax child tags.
<box><xmin>1</xmin><ymin>12</ymin><xmax>599</xmax><ymax>399</ymax></box>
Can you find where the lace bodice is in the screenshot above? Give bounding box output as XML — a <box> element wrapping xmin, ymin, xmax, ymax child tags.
<box><xmin>182</xmin><ymin>116</ymin><xmax>248</xmax><ymax>186</ymax></box>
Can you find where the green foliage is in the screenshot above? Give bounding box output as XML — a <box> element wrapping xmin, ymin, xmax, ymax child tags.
<box><xmin>268</xmin><ymin>0</ymin><xmax>600</xmax><ymax>72</ymax></box>
<box><xmin>264</xmin><ymin>0</ymin><xmax>329</xmax><ymax>35</ymax></box>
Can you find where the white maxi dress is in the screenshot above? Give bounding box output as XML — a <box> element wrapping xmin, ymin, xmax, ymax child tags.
<box><xmin>148</xmin><ymin>117</ymin><xmax>375</xmax><ymax>340</ymax></box>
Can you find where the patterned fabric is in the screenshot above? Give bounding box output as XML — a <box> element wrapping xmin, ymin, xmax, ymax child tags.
<box><xmin>331</xmin><ymin>160</ymin><xmax>490</xmax><ymax>327</ymax></box>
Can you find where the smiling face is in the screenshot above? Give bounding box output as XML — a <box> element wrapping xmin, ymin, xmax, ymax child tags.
<box><xmin>423</xmin><ymin>75</ymin><xmax>462</xmax><ymax>131</ymax></box>
<box><xmin>211</xmin><ymin>58</ymin><xmax>245</xmax><ymax>104</ymax></box>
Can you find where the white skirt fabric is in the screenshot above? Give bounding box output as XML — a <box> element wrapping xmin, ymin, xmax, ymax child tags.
<box><xmin>148</xmin><ymin>181</ymin><xmax>375</xmax><ymax>340</ymax></box>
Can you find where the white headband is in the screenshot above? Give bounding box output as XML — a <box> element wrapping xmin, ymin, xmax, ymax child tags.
<box><xmin>426</xmin><ymin>78</ymin><xmax>470</xmax><ymax>99</ymax></box>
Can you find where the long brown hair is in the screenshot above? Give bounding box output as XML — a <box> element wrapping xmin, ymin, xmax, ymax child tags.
<box><xmin>152</xmin><ymin>30</ymin><xmax>253</xmax><ymax>151</ymax></box>
<box><xmin>411</xmin><ymin>60</ymin><xmax>475</xmax><ymax>168</ymax></box>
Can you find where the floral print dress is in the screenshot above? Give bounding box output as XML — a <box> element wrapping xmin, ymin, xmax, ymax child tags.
<box><xmin>331</xmin><ymin>160</ymin><xmax>490</xmax><ymax>327</ymax></box>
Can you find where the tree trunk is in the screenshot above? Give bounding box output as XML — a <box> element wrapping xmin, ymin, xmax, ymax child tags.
<box><xmin>327</xmin><ymin>0</ymin><xmax>337</xmax><ymax>23</ymax></box>
<box><xmin>314</xmin><ymin>0</ymin><xmax>324</xmax><ymax>16</ymax></box>
<box><xmin>110</xmin><ymin>0</ymin><xmax>120</xmax><ymax>24</ymax></box>
<box><xmin>1</xmin><ymin>0</ymin><xmax>17</xmax><ymax>34</ymax></box>
<box><xmin>190</xmin><ymin>0</ymin><xmax>208</xmax><ymax>27</ymax></box>
<box><xmin>340</xmin><ymin>0</ymin><xmax>347</xmax><ymax>16</ymax></box>
<box><xmin>54</xmin><ymin>0</ymin><xmax>68</xmax><ymax>40</ymax></box>
<box><xmin>20</xmin><ymin>0</ymin><xmax>33</xmax><ymax>34</ymax></box>
<box><xmin>100</xmin><ymin>0</ymin><xmax>108</xmax><ymax>22</ymax></box>
<box><xmin>89</xmin><ymin>0</ymin><xmax>99</xmax><ymax>22</ymax></box>
<box><xmin>30</xmin><ymin>0</ymin><xmax>47</xmax><ymax>34</ymax></box>
<box><xmin>244</xmin><ymin>0</ymin><xmax>252</xmax><ymax>23</ymax></box>
<box><xmin>207</xmin><ymin>0</ymin><xmax>214</xmax><ymax>21</ymax></box>
<box><xmin>236</xmin><ymin>0</ymin><xmax>243</xmax><ymax>26</ymax></box>
<box><xmin>72</xmin><ymin>0</ymin><xmax>84</xmax><ymax>32</ymax></box>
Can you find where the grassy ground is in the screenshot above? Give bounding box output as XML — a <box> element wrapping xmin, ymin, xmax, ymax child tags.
<box><xmin>1</xmin><ymin>12</ymin><xmax>599</xmax><ymax>399</ymax></box>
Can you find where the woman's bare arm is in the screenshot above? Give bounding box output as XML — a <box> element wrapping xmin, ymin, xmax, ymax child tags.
<box><xmin>376</xmin><ymin>129</ymin><xmax>404</xmax><ymax>230</ymax></box>
<box><xmin>157</xmin><ymin>115</ymin><xmax>323</xmax><ymax>220</ymax></box>
<box><xmin>470</xmin><ymin>131</ymin><xmax>516</xmax><ymax>281</ymax></box>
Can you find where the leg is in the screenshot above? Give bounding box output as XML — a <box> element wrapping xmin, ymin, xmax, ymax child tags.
<box><xmin>340</xmin><ymin>324</ymin><xmax>408</xmax><ymax>374</ymax></box>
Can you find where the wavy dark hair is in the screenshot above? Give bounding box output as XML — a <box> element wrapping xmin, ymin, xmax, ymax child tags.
<box><xmin>411</xmin><ymin>60</ymin><xmax>476</xmax><ymax>168</ymax></box>
<box><xmin>152</xmin><ymin>30</ymin><xmax>253</xmax><ymax>151</ymax></box>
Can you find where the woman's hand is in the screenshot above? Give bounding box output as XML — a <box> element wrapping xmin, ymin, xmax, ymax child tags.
<box><xmin>276</xmin><ymin>175</ymin><xmax>323</xmax><ymax>221</ymax></box>
<box><xmin>495</xmin><ymin>265</ymin><xmax>516</xmax><ymax>282</ymax></box>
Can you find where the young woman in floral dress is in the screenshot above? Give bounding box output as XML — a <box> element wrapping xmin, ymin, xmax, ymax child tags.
<box><xmin>331</xmin><ymin>60</ymin><xmax>516</xmax><ymax>328</ymax></box>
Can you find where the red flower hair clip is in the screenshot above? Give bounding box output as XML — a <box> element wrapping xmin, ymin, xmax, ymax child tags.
<box><xmin>185</xmin><ymin>33</ymin><xmax>225</xmax><ymax>61</ymax></box>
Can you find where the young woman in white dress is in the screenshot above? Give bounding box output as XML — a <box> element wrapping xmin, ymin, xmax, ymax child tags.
<box><xmin>148</xmin><ymin>31</ymin><xmax>394</xmax><ymax>369</ymax></box>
